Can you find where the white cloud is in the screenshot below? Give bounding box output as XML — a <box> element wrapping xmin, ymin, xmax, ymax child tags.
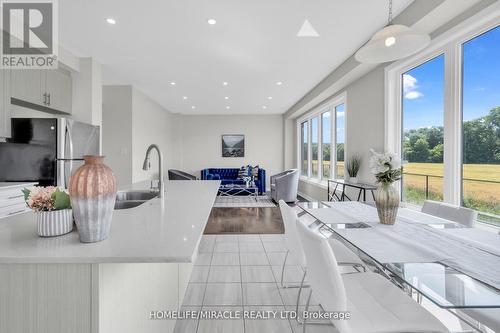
<box><xmin>402</xmin><ymin>74</ymin><xmax>423</xmax><ymax>100</ymax></box>
<box><xmin>405</xmin><ymin>91</ymin><xmax>424</xmax><ymax>99</ymax></box>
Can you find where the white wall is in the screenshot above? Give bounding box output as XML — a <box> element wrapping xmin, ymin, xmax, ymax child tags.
<box><xmin>179</xmin><ymin>115</ymin><xmax>284</xmax><ymax>190</ymax></box>
<box><xmin>102</xmin><ymin>85</ymin><xmax>181</xmax><ymax>187</ymax></box>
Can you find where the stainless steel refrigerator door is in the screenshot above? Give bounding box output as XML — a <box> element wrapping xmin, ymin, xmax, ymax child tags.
<box><xmin>57</xmin><ymin>118</ymin><xmax>100</xmax><ymax>188</ymax></box>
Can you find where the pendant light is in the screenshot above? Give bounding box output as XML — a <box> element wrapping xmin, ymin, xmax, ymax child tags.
<box><xmin>355</xmin><ymin>0</ymin><xmax>430</xmax><ymax>63</ymax></box>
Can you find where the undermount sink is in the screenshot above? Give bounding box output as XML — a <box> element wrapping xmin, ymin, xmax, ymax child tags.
<box><xmin>114</xmin><ymin>190</ymin><xmax>158</xmax><ymax>210</ymax></box>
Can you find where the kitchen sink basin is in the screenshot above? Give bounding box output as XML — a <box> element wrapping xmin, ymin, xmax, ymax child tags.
<box><xmin>114</xmin><ymin>190</ymin><xmax>158</xmax><ymax>210</ymax></box>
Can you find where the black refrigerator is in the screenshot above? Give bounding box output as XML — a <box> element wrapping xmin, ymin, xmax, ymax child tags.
<box><xmin>0</xmin><ymin>118</ymin><xmax>100</xmax><ymax>187</ymax></box>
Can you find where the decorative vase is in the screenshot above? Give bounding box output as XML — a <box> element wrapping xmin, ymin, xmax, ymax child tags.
<box><xmin>69</xmin><ymin>156</ymin><xmax>117</xmax><ymax>243</ymax></box>
<box><xmin>36</xmin><ymin>209</ymin><xmax>73</xmax><ymax>237</ymax></box>
<box><xmin>349</xmin><ymin>177</ymin><xmax>358</xmax><ymax>183</ymax></box>
<box><xmin>374</xmin><ymin>183</ymin><xmax>399</xmax><ymax>225</ymax></box>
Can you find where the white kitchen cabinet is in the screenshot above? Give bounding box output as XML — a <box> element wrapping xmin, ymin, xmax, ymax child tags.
<box><xmin>0</xmin><ymin>183</ymin><xmax>35</xmax><ymax>219</ymax></box>
<box><xmin>0</xmin><ymin>70</ymin><xmax>12</xmax><ymax>138</ymax></box>
<box><xmin>44</xmin><ymin>69</ymin><xmax>72</xmax><ymax>113</ymax></box>
<box><xmin>10</xmin><ymin>69</ymin><xmax>72</xmax><ymax>114</ymax></box>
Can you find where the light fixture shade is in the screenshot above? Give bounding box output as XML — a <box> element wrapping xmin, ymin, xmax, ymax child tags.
<box><xmin>355</xmin><ymin>24</ymin><xmax>430</xmax><ymax>63</ymax></box>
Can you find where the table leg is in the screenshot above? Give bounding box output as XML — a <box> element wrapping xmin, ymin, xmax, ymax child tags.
<box><xmin>363</xmin><ymin>189</ymin><xmax>366</xmax><ymax>202</ymax></box>
<box><xmin>341</xmin><ymin>185</ymin><xmax>345</xmax><ymax>201</ymax></box>
<box><xmin>371</xmin><ymin>190</ymin><xmax>376</xmax><ymax>201</ymax></box>
<box><xmin>357</xmin><ymin>189</ymin><xmax>362</xmax><ymax>201</ymax></box>
<box><xmin>327</xmin><ymin>181</ymin><xmax>330</xmax><ymax>201</ymax></box>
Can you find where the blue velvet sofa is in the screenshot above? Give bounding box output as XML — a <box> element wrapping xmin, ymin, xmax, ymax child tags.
<box><xmin>201</xmin><ymin>168</ymin><xmax>266</xmax><ymax>194</ymax></box>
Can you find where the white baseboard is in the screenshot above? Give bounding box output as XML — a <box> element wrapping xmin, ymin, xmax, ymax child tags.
<box><xmin>297</xmin><ymin>191</ymin><xmax>316</xmax><ymax>202</ymax></box>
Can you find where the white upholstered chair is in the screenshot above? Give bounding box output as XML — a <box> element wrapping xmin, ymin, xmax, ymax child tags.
<box><xmin>422</xmin><ymin>200</ymin><xmax>477</xmax><ymax>227</ymax></box>
<box><xmin>296</xmin><ymin>219</ymin><xmax>449</xmax><ymax>333</ymax></box>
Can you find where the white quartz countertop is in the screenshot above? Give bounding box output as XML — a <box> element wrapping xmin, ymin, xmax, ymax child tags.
<box><xmin>0</xmin><ymin>180</ymin><xmax>220</xmax><ymax>264</ymax></box>
<box><xmin>0</xmin><ymin>182</ymin><xmax>37</xmax><ymax>189</ymax></box>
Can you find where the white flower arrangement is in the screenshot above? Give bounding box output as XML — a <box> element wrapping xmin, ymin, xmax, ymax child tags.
<box><xmin>369</xmin><ymin>149</ymin><xmax>403</xmax><ymax>185</ymax></box>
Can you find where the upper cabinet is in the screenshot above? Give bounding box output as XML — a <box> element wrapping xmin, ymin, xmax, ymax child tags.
<box><xmin>0</xmin><ymin>70</ymin><xmax>11</xmax><ymax>138</ymax></box>
<box><xmin>10</xmin><ymin>68</ymin><xmax>72</xmax><ymax>114</ymax></box>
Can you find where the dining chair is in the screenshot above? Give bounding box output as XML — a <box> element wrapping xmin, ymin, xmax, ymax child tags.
<box><xmin>296</xmin><ymin>218</ymin><xmax>450</xmax><ymax>333</ymax></box>
<box><xmin>422</xmin><ymin>200</ymin><xmax>477</xmax><ymax>227</ymax></box>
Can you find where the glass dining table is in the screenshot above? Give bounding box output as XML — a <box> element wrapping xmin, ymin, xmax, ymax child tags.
<box><xmin>297</xmin><ymin>201</ymin><xmax>500</xmax><ymax>331</ymax></box>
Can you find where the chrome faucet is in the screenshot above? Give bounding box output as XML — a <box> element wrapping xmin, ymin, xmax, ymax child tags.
<box><xmin>142</xmin><ymin>144</ymin><xmax>164</xmax><ymax>198</ymax></box>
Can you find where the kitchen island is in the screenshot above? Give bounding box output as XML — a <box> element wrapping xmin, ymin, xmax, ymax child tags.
<box><xmin>0</xmin><ymin>180</ymin><xmax>220</xmax><ymax>333</ymax></box>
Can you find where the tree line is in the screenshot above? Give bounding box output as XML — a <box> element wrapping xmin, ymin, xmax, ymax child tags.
<box><xmin>404</xmin><ymin>107</ymin><xmax>499</xmax><ymax>164</ymax></box>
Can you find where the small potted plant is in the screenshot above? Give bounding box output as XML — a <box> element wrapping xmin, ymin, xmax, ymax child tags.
<box><xmin>22</xmin><ymin>186</ymin><xmax>73</xmax><ymax>237</ymax></box>
<box><xmin>346</xmin><ymin>155</ymin><xmax>362</xmax><ymax>183</ymax></box>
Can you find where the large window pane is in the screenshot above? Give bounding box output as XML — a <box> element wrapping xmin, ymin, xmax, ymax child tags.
<box><xmin>311</xmin><ymin>117</ymin><xmax>319</xmax><ymax>178</ymax></box>
<box><xmin>336</xmin><ymin>104</ymin><xmax>345</xmax><ymax>179</ymax></box>
<box><xmin>322</xmin><ymin>111</ymin><xmax>331</xmax><ymax>179</ymax></box>
<box><xmin>462</xmin><ymin>26</ymin><xmax>500</xmax><ymax>226</ymax></box>
<box><xmin>401</xmin><ymin>55</ymin><xmax>445</xmax><ymax>205</ymax></box>
<box><xmin>301</xmin><ymin>121</ymin><xmax>308</xmax><ymax>176</ymax></box>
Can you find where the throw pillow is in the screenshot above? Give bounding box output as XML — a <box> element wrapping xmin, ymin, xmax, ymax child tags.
<box><xmin>238</xmin><ymin>166</ymin><xmax>247</xmax><ymax>179</ymax></box>
<box><xmin>252</xmin><ymin>165</ymin><xmax>259</xmax><ymax>180</ymax></box>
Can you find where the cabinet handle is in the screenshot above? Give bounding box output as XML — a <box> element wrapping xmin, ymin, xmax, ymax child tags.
<box><xmin>43</xmin><ymin>93</ymin><xmax>47</xmax><ymax>105</ymax></box>
<box><xmin>7</xmin><ymin>210</ymin><xmax>25</xmax><ymax>216</ymax></box>
<box><xmin>47</xmin><ymin>93</ymin><xmax>51</xmax><ymax>106</ymax></box>
<box><xmin>7</xmin><ymin>194</ymin><xmax>24</xmax><ymax>200</ymax></box>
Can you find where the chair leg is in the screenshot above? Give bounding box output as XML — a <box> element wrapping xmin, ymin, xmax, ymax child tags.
<box><xmin>296</xmin><ymin>269</ymin><xmax>307</xmax><ymax>324</ymax></box>
<box><xmin>280</xmin><ymin>251</ymin><xmax>310</xmax><ymax>289</ymax></box>
<box><xmin>302</xmin><ymin>289</ymin><xmax>313</xmax><ymax>333</ymax></box>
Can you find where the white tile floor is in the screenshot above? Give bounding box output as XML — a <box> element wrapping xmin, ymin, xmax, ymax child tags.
<box><xmin>174</xmin><ymin>234</ymin><xmax>338</xmax><ymax>333</ymax></box>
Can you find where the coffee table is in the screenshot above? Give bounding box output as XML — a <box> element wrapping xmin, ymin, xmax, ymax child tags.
<box><xmin>217</xmin><ymin>184</ymin><xmax>258</xmax><ymax>201</ymax></box>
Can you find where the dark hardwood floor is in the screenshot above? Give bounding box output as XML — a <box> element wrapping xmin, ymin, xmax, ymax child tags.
<box><xmin>204</xmin><ymin>207</ymin><xmax>284</xmax><ymax>234</ymax></box>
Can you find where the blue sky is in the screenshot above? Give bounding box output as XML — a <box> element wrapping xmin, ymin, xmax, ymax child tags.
<box><xmin>403</xmin><ymin>25</ymin><xmax>499</xmax><ymax>130</ymax></box>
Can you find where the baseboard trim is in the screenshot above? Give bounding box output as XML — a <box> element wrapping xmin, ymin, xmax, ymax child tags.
<box><xmin>297</xmin><ymin>191</ymin><xmax>316</xmax><ymax>202</ymax></box>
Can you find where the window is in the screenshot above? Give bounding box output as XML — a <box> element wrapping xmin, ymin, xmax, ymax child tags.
<box><xmin>401</xmin><ymin>55</ymin><xmax>445</xmax><ymax>205</ymax></box>
<box><xmin>300</xmin><ymin>121</ymin><xmax>308</xmax><ymax>176</ymax></box>
<box><xmin>336</xmin><ymin>104</ymin><xmax>345</xmax><ymax>179</ymax></box>
<box><xmin>321</xmin><ymin>111</ymin><xmax>331</xmax><ymax>179</ymax></box>
<box><xmin>461</xmin><ymin>26</ymin><xmax>500</xmax><ymax>224</ymax></box>
<box><xmin>297</xmin><ymin>94</ymin><xmax>346</xmax><ymax>182</ymax></box>
<box><xmin>311</xmin><ymin>117</ymin><xmax>319</xmax><ymax>177</ymax></box>
<box><xmin>386</xmin><ymin>17</ymin><xmax>500</xmax><ymax>226</ymax></box>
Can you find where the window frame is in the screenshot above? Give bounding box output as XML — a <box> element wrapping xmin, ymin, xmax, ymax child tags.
<box><xmin>385</xmin><ymin>6</ymin><xmax>499</xmax><ymax>215</ymax></box>
<box><xmin>297</xmin><ymin>92</ymin><xmax>346</xmax><ymax>184</ymax></box>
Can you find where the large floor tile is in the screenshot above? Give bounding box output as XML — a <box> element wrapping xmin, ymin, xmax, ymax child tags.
<box><xmin>244</xmin><ymin>306</ymin><xmax>293</xmax><ymax>333</ymax></box>
<box><xmin>198</xmin><ymin>237</ymin><xmax>216</xmax><ymax>253</ymax></box>
<box><xmin>260</xmin><ymin>234</ymin><xmax>285</xmax><ymax>242</ymax></box>
<box><xmin>211</xmin><ymin>252</ymin><xmax>240</xmax><ymax>266</ymax></box>
<box><xmin>198</xmin><ymin>306</ymin><xmax>244</xmax><ymax>333</ymax></box>
<box><xmin>214</xmin><ymin>242</ymin><xmax>239</xmax><ymax>253</ymax></box>
<box><xmin>216</xmin><ymin>235</ymin><xmax>239</xmax><ymax>243</ymax></box>
<box><xmin>183</xmin><ymin>283</ymin><xmax>206</xmax><ymax>306</ymax></box>
<box><xmin>190</xmin><ymin>266</ymin><xmax>210</xmax><ymax>283</ymax></box>
<box><xmin>240</xmin><ymin>252</ymin><xmax>270</xmax><ymax>266</ymax></box>
<box><xmin>194</xmin><ymin>253</ymin><xmax>213</xmax><ymax>266</ymax></box>
<box><xmin>241</xmin><ymin>265</ymin><xmax>276</xmax><ymax>283</ymax></box>
<box><xmin>172</xmin><ymin>306</ymin><xmax>200</xmax><ymax>333</ymax></box>
<box><xmin>238</xmin><ymin>241</ymin><xmax>265</xmax><ymax>253</ymax></box>
<box><xmin>279</xmin><ymin>286</ymin><xmax>319</xmax><ymax>306</ymax></box>
<box><xmin>203</xmin><ymin>283</ymin><xmax>242</xmax><ymax>306</ymax></box>
<box><xmin>263</xmin><ymin>241</ymin><xmax>288</xmax><ymax>253</ymax></box>
<box><xmin>237</xmin><ymin>234</ymin><xmax>262</xmax><ymax>242</ymax></box>
<box><xmin>271</xmin><ymin>265</ymin><xmax>306</xmax><ymax>284</ymax></box>
<box><xmin>208</xmin><ymin>266</ymin><xmax>241</xmax><ymax>283</ymax></box>
<box><xmin>267</xmin><ymin>252</ymin><xmax>299</xmax><ymax>266</ymax></box>
<box><xmin>242</xmin><ymin>283</ymin><xmax>283</xmax><ymax>306</ymax></box>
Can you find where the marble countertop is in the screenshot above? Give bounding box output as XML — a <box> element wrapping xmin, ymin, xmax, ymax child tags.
<box><xmin>0</xmin><ymin>182</ymin><xmax>37</xmax><ymax>189</ymax></box>
<box><xmin>0</xmin><ymin>180</ymin><xmax>220</xmax><ymax>264</ymax></box>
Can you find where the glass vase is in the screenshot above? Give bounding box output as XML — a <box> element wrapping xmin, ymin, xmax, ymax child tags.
<box><xmin>374</xmin><ymin>183</ymin><xmax>399</xmax><ymax>225</ymax></box>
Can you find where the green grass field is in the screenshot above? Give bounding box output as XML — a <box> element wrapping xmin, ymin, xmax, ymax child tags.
<box><xmin>403</xmin><ymin>163</ymin><xmax>500</xmax><ymax>225</ymax></box>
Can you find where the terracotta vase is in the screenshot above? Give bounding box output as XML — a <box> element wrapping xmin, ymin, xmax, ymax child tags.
<box><xmin>69</xmin><ymin>156</ymin><xmax>117</xmax><ymax>243</ymax></box>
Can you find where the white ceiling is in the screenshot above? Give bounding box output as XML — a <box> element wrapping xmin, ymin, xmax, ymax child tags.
<box><xmin>59</xmin><ymin>0</ymin><xmax>412</xmax><ymax>115</ymax></box>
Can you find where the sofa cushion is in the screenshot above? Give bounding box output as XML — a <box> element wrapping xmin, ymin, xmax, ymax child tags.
<box><xmin>252</xmin><ymin>165</ymin><xmax>260</xmax><ymax>180</ymax></box>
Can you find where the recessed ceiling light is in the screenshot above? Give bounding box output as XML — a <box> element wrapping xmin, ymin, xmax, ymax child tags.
<box><xmin>191</xmin><ymin>106</ymin><xmax>196</xmax><ymax>109</ymax></box>
<box><xmin>224</xmin><ymin>96</ymin><xmax>229</xmax><ymax>100</ymax></box>
<box><xmin>268</xmin><ymin>96</ymin><xmax>273</xmax><ymax>100</ymax></box>
<box><xmin>262</xmin><ymin>106</ymin><xmax>267</xmax><ymax>109</ymax></box>
<box><xmin>105</xmin><ymin>18</ymin><xmax>116</xmax><ymax>25</ymax></box>
<box><xmin>182</xmin><ymin>96</ymin><xmax>188</xmax><ymax>100</ymax></box>
<box><xmin>207</xmin><ymin>18</ymin><xmax>217</xmax><ymax>25</ymax></box>
<box><xmin>170</xmin><ymin>81</ymin><xmax>176</xmax><ymax>86</ymax></box>
<box><xmin>222</xmin><ymin>81</ymin><xmax>228</xmax><ymax>86</ymax></box>
<box><xmin>226</xmin><ymin>106</ymin><xmax>230</xmax><ymax>110</ymax></box>
<box><xmin>276</xmin><ymin>81</ymin><xmax>283</xmax><ymax>86</ymax></box>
